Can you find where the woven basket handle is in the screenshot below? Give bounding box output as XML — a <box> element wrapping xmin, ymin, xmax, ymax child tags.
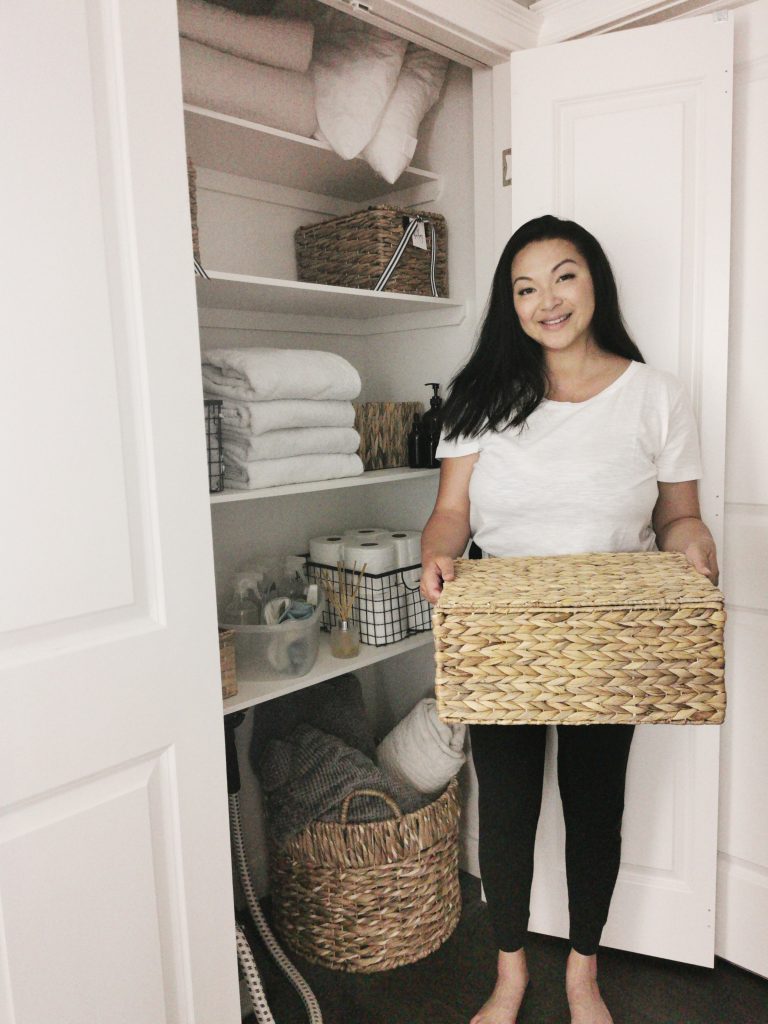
<box><xmin>373</xmin><ymin>215</ymin><xmax>438</xmax><ymax>297</ymax></box>
<box><xmin>339</xmin><ymin>789</ymin><xmax>403</xmax><ymax>825</ymax></box>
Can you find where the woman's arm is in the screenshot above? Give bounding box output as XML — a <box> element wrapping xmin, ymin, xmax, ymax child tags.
<box><xmin>652</xmin><ymin>480</ymin><xmax>719</xmax><ymax>586</ymax></box>
<box><xmin>420</xmin><ymin>453</ymin><xmax>479</xmax><ymax>603</ymax></box>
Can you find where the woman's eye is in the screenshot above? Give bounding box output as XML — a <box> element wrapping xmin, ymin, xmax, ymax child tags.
<box><xmin>517</xmin><ymin>286</ymin><xmax>534</xmax><ymax>296</ymax></box>
<box><xmin>557</xmin><ymin>272</ymin><xmax>576</xmax><ymax>283</ymax></box>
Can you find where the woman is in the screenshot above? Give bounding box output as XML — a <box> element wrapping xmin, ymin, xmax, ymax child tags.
<box><xmin>420</xmin><ymin>215</ymin><xmax>718</xmax><ymax>1024</ymax></box>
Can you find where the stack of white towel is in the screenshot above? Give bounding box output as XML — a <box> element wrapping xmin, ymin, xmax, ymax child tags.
<box><xmin>203</xmin><ymin>346</ymin><xmax>364</xmax><ymax>490</ymax></box>
<box><xmin>178</xmin><ymin>0</ymin><xmax>449</xmax><ymax>183</ymax></box>
<box><xmin>178</xmin><ymin>0</ymin><xmax>317</xmax><ymax>137</ymax></box>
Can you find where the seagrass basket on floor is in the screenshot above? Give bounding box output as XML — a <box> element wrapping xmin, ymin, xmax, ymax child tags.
<box><xmin>268</xmin><ymin>779</ymin><xmax>461</xmax><ymax>973</ymax></box>
<box><xmin>433</xmin><ymin>552</ymin><xmax>726</xmax><ymax>726</ymax></box>
<box><xmin>295</xmin><ymin>205</ymin><xmax>448</xmax><ymax>297</ymax></box>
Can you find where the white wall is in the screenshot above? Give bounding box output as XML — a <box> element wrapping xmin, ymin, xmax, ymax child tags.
<box><xmin>715</xmin><ymin>0</ymin><xmax>768</xmax><ymax>978</ymax></box>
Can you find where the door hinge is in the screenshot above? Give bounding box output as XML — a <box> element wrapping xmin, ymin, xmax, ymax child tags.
<box><xmin>502</xmin><ymin>148</ymin><xmax>511</xmax><ymax>187</ymax></box>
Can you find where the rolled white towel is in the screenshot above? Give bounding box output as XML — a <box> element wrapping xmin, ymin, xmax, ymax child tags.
<box><xmin>223</xmin><ymin>451</ymin><xmax>364</xmax><ymax>490</ymax></box>
<box><xmin>222</xmin><ymin>426</ymin><xmax>360</xmax><ymax>461</ymax></box>
<box><xmin>179</xmin><ymin>38</ymin><xmax>316</xmax><ymax>138</ymax></box>
<box><xmin>376</xmin><ymin>698</ymin><xmax>466</xmax><ymax>796</ymax></box>
<box><xmin>202</xmin><ymin>347</ymin><xmax>361</xmax><ymax>402</ymax></box>
<box><xmin>178</xmin><ymin>0</ymin><xmax>315</xmax><ymax>73</ymax></box>
<box><xmin>217</xmin><ymin>398</ymin><xmax>356</xmax><ymax>435</ymax></box>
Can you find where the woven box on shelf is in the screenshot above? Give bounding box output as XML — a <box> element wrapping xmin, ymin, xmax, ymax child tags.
<box><xmin>295</xmin><ymin>206</ymin><xmax>448</xmax><ymax>297</ymax></box>
<box><xmin>433</xmin><ymin>552</ymin><xmax>726</xmax><ymax>726</ymax></box>
<box><xmin>354</xmin><ymin>401</ymin><xmax>424</xmax><ymax>470</ymax></box>
<box><xmin>218</xmin><ymin>628</ymin><xmax>237</xmax><ymax>699</ymax></box>
<box><xmin>269</xmin><ymin>779</ymin><xmax>461</xmax><ymax>973</ymax></box>
<box><xmin>187</xmin><ymin>156</ymin><xmax>200</xmax><ymax>263</ymax></box>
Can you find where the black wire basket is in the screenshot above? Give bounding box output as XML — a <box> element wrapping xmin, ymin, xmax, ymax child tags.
<box><xmin>205</xmin><ymin>399</ymin><xmax>224</xmax><ymax>493</ymax></box>
<box><xmin>306</xmin><ymin>560</ymin><xmax>432</xmax><ymax>647</ymax></box>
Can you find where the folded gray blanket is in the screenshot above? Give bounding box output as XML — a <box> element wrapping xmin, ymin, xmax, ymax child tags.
<box><xmin>250</xmin><ymin>673</ymin><xmax>377</xmax><ymax>768</ymax></box>
<box><xmin>261</xmin><ymin>723</ymin><xmax>429</xmax><ymax>846</ymax></box>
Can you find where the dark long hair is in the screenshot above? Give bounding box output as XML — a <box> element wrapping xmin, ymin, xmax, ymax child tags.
<box><xmin>442</xmin><ymin>215</ymin><xmax>645</xmax><ymax>440</ymax></box>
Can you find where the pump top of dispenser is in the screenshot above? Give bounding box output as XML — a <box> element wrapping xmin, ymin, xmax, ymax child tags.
<box><xmin>425</xmin><ymin>383</ymin><xmax>442</xmax><ymax>410</ymax></box>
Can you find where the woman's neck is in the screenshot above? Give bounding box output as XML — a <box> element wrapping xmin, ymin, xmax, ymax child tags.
<box><xmin>544</xmin><ymin>344</ymin><xmax>630</xmax><ymax>403</ymax></box>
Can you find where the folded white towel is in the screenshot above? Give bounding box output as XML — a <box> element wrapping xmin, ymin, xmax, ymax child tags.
<box><xmin>217</xmin><ymin>398</ymin><xmax>356</xmax><ymax>435</ymax></box>
<box><xmin>376</xmin><ymin>698</ymin><xmax>466</xmax><ymax>796</ymax></box>
<box><xmin>178</xmin><ymin>0</ymin><xmax>315</xmax><ymax>73</ymax></box>
<box><xmin>222</xmin><ymin>426</ymin><xmax>360</xmax><ymax>461</ymax></box>
<box><xmin>202</xmin><ymin>347</ymin><xmax>361</xmax><ymax>402</ymax></box>
<box><xmin>223</xmin><ymin>452</ymin><xmax>364</xmax><ymax>490</ymax></box>
<box><xmin>180</xmin><ymin>38</ymin><xmax>316</xmax><ymax>138</ymax></box>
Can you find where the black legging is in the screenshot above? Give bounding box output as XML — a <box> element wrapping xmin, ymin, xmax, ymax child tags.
<box><xmin>470</xmin><ymin>722</ymin><xmax>634</xmax><ymax>955</ymax></box>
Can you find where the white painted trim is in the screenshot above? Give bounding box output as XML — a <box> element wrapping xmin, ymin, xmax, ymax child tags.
<box><xmin>531</xmin><ymin>0</ymin><xmax>740</xmax><ymax>43</ymax></box>
<box><xmin>197</xmin><ymin>302</ymin><xmax>467</xmax><ymax>337</ymax></box>
<box><xmin>322</xmin><ymin>0</ymin><xmax>541</xmax><ymax>64</ymax></box>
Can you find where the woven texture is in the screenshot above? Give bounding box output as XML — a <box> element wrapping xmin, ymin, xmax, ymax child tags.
<box><xmin>295</xmin><ymin>206</ymin><xmax>448</xmax><ymax>297</ymax></box>
<box><xmin>433</xmin><ymin>552</ymin><xmax>725</xmax><ymax>726</ymax></box>
<box><xmin>269</xmin><ymin>779</ymin><xmax>461</xmax><ymax>973</ymax></box>
<box><xmin>354</xmin><ymin>401</ymin><xmax>424</xmax><ymax>470</ymax></box>
<box><xmin>218</xmin><ymin>628</ymin><xmax>237</xmax><ymax>699</ymax></box>
<box><xmin>187</xmin><ymin>157</ymin><xmax>200</xmax><ymax>263</ymax></box>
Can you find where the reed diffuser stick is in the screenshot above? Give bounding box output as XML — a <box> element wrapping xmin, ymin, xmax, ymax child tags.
<box><xmin>321</xmin><ymin>560</ymin><xmax>368</xmax><ymax>623</ymax></box>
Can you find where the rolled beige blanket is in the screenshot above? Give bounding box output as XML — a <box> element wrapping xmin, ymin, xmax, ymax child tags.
<box><xmin>178</xmin><ymin>0</ymin><xmax>314</xmax><ymax>72</ymax></box>
<box><xmin>180</xmin><ymin>37</ymin><xmax>316</xmax><ymax>137</ymax></box>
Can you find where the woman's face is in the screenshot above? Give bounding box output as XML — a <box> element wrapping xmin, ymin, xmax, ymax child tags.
<box><xmin>510</xmin><ymin>238</ymin><xmax>596</xmax><ymax>354</ymax></box>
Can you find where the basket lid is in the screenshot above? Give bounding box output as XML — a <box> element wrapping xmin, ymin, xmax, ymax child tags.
<box><xmin>436</xmin><ymin>552</ymin><xmax>723</xmax><ymax>611</ymax></box>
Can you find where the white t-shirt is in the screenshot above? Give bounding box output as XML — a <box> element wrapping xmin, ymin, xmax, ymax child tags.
<box><xmin>435</xmin><ymin>361</ymin><xmax>702</xmax><ymax>558</ymax></box>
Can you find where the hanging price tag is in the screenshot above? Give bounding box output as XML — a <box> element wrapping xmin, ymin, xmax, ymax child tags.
<box><xmin>410</xmin><ymin>219</ymin><xmax>428</xmax><ymax>250</ymax></box>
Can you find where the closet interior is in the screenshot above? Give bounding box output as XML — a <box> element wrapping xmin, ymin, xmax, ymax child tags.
<box><xmin>180</xmin><ymin>0</ymin><xmax>482</xmax><ymax>880</ymax></box>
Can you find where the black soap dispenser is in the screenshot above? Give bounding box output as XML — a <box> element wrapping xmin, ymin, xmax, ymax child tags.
<box><xmin>421</xmin><ymin>382</ymin><xmax>443</xmax><ymax>468</ymax></box>
<box><xmin>407</xmin><ymin>412</ymin><xmax>425</xmax><ymax>469</ymax></box>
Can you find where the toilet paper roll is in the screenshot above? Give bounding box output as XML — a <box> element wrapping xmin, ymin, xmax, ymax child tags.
<box><xmin>342</xmin><ymin>527</ymin><xmax>389</xmax><ymax>545</ymax></box>
<box><xmin>309</xmin><ymin>535</ymin><xmax>345</xmax><ymax>566</ymax></box>
<box><xmin>341</xmin><ymin>540</ymin><xmax>396</xmax><ymax>575</ymax></box>
<box><xmin>389</xmin><ymin>530</ymin><xmax>422</xmax><ymax>567</ymax></box>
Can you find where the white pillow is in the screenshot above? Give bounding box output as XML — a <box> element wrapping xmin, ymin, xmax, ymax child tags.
<box><xmin>311</xmin><ymin>12</ymin><xmax>408</xmax><ymax>160</ymax></box>
<box><xmin>363</xmin><ymin>45</ymin><xmax>449</xmax><ymax>184</ymax></box>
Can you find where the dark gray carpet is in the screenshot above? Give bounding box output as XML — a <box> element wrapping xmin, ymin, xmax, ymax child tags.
<box><xmin>241</xmin><ymin>873</ymin><xmax>768</xmax><ymax>1024</ymax></box>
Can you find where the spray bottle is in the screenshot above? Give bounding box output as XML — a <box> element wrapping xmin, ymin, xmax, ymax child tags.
<box><xmin>421</xmin><ymin>383</ymin><xmax>443</xmax><ymax>468</ymax></box>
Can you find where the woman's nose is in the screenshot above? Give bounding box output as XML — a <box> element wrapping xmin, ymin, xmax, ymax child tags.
<box><xmin>540</xmin><ymin>289</ymin><xmax>561</xmax><ymax>311</ymax></box>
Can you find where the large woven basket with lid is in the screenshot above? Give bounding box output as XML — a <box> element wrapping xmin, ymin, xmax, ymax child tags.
<box><xmin>433</xmin><ymin>552</ymin><xmax>725</xmax><ymax>725</ymax></box>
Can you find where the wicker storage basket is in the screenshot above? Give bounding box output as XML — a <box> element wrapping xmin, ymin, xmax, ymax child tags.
<box><xmin>354</xmin><ymin>400</ymin><xmax>424</xmax><ymax>470</ymax></box>
<box><xmin>187</xmin><ymin>157</ymin><xmax>200</xmax><ymax>263</ymax></box>
<box><xmin>218</xmin><ymin>627</ymin><xmax>237</xmax><ymax>699</ymax></box>
<box><xmin>295</xmin><ymin>206</ymin><xmax>448</xmax><ymax>297</ymax></box>
<box><xmin>269</xmin><ymin>779</ymin><xmax>461</xmax><ymax>973</ymax></box>
<box><xmin>433</xmin><ymin>552</ymin><xmax>725</xmax><ymax>726</ymax></box>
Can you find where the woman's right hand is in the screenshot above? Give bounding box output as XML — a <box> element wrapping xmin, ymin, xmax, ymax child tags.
<box><xmin>420</xmin><ymin>554</ymin><xmax>456</xmax><ymax>604</ymax></box>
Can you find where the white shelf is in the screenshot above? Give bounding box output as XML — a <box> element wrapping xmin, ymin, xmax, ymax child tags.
<box><xmin>184</xmin><ymin>105</ymin><xmax>440</xmax><ymax>202</ymax></box>
<box><xmin>196</xmin><ymin>271</ymin><xmax>462</xmax><ymax>318</ymax></box>
<box><xmin>210</xmin><ymin>467</ymin><xmax>439</xmax><ymax>504</ymax></box>
<box><xmin>223</xmin><ymin>631</ymin><xmax>434</xmax><ymax>714</ymax></box>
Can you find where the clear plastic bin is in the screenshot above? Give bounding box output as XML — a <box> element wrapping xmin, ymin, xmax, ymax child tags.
<box><xmin>220</xmin><ymin>599</ymin><xmax>324</xmax><ymax>680</ymax></box>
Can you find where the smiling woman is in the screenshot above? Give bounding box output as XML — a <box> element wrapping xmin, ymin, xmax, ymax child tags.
<box><xmin>418</xmin><ymin>214</ymin><xmax>719</xmax><ymax>1024</ymax></box>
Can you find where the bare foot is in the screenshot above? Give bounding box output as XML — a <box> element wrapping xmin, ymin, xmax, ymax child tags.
<box><xmin>470</xmin><ymin>949</ymin><xmax>530</xmax><ymax>1024</ymax></box>
<box><xmin>565</xmin><ymin>950</ymin><xmax>613</xmax><ymax>1024</ymax></box>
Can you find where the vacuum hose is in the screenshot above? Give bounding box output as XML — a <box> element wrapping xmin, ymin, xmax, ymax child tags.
<box><xmin>226</xmin><ymin>713</ymin><xmax>324</xmax><ymax>1024</ymax></box>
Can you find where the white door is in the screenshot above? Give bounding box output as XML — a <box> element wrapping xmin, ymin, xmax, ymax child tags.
<box><xmin>0</xmin><ymin>3</ymin><xmax>240</xmax><ymax>1021</ymax></box>
<box><xmin>716</xmin><ymin>0</ymin><xmax>768</xmax><ymax>980</ymax></box>
<box><xmin>508</xmin><ymin>15</ymin><xmax>733</xmax><ymax>966</ymax></box>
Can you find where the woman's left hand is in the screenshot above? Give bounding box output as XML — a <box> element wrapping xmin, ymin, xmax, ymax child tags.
<box><xmin>681</xmin><ymin>537</ymin><xmax>720</xmax><ymax>587</ymax></box>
